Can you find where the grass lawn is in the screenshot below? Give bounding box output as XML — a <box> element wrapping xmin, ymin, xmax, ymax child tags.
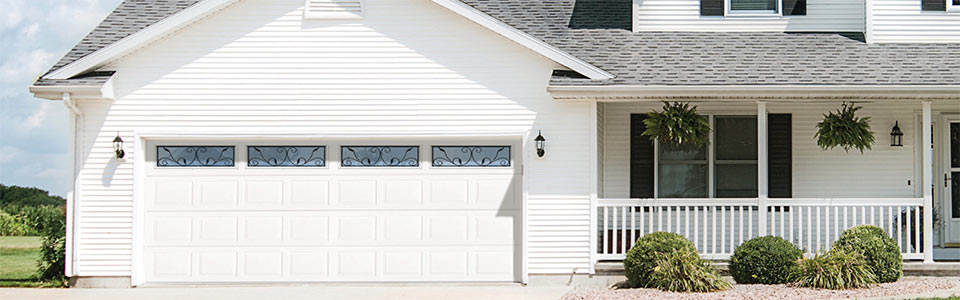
<box><xmin>0</xmin><ymin>236</ymin><xmax>62</xmax><ymax>288</ymax></box>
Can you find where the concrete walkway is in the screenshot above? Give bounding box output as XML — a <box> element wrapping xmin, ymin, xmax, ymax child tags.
<box><xmin>0</xmin><ymin>283</ymin><xmax>572</xmax><ymax>300</ymax></box>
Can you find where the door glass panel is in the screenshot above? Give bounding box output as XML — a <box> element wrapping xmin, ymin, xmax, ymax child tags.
<box><xmin>658</xmin><ymin>165</ymin><xmax>707</xmax><ymax>198</ymax></box>
<box><xmin>953</xmin><ymin>172</ymin><xmax>960</xmax><ymax>218</ymax></box>
<box><xmin>951</xmin><ymin>123</ymin><xmax>959</xmax><ymax>168</ymax></box>
<box><xmin>716</xmin><ymin>117</ymin><xmax>758</xmax><ymax>160</ymax></box>
<box><xmin>716</xmin><ymin>165</ymin><xmax>759</xmax><ymax>198</ymax></box>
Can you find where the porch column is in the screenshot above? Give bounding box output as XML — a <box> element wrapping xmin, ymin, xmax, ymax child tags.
<box><xmin>922</xmin><ymin>101</ymin><xmax>934</xmax><ymax>263</ymax></box>
<box><xmin>758</xmin><ymin>101</ymin><xmax>768</xmax><ymax>236</ymax></box>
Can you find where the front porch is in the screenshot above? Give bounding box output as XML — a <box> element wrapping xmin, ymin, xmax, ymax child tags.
<box><xmin>589</xmin><ymin>99</ymin><xmax>960</xmax><ymax>266</ymax></box>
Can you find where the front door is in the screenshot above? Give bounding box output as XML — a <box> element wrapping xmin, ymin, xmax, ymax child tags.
<box><xmin>943</xmin><ymin>116</ymin><xmax>960</xmax><ymax>246</ymax></box>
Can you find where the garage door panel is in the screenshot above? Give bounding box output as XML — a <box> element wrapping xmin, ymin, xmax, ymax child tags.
<box><xmin>143</xmin><ymin>139</ymin><xmax>520</xmax><ymax>283</ymax></box>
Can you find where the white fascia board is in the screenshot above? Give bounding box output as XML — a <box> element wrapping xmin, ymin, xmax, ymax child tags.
<box><xmin>430</xmin><ymin>0</ymin><xmax>614</xmax><ymax>80</ymax></box>
<box><xmin>547</xmin><ymin>85</ymin><xmax>960</xmax><ymax>99</ymax></box>
<box><xmin>42</xmin><ymin>0</ymin><xmax>242</xmax><ymax>80</ymax></box>
<box><xmin>29</xmin><ymin>85</ymin><xmax>113</xmax><ymax>101</ymax></box>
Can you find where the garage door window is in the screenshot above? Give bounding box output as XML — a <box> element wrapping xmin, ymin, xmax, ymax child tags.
<box><xmin>432</xmin><ymin>146</ymin><xmax>511</xmax><ymax>167</ymax></box>
<box><xmin>248</xmin><ymin>146</ymin><xmax>326</xmax><ymax>167</ymax></box>
<box><xmin>341</xmin><ymin>146</ymin><xmax>419</xmax><ymax>167</ymax></box>
<box><xmin>157</xmin><ymin>146</ymin><xmax>235</xmax><ymax>167</ymax></box>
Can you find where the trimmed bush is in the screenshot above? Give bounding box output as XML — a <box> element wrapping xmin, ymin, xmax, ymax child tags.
<box><xmin>833</xmin><ymin>225</ymin><xmax>902</xmax><ymax>283</ymax></box>
<box><xmin>730</xmin><ymin>236</ymin><xmax>803</xmax><ymax>284</ymax></box>
<box><xmin>649</xmin><ymin>249</ymin><xmax>730</xmax><ymax>292</ymax></box>
<box><xmin>795</xmin><ymin>249</ymin><xmax>876</xmax><ymax>290</ymax></box>
<box><xmin>623</xmin><ymin>232</ymin><xmax>697</xmax><ymax>288</ymax></box>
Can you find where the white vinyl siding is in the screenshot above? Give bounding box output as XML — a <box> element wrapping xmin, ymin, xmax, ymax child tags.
<box><xmin>72</xmin><ymin>0</ymin><xmax>593</xmax><ymax>279</ymax></box>
<box><xmin>869</xmin><ymin>0</ymin><xmax>960</xmax><ymax>43</ymax></box>
<box><xmin>600</xmin><ymin>101</ymin><xmax>951</xmax><ymax>199</ymax></box>
<box><xmin>634</xmin><ymin>0</ymin><xmax>864</xmax><ymax>32</ymax></box>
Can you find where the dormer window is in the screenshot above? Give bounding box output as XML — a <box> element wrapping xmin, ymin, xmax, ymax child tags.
<box><xmin>727</xmin><ymin>0</ymin><xmax>780</xmax><ymax>16</ymax></box>
<box><xmin>303</xmin><ymin>0</ymin><xmax>364</xmax><ymax>20</ymax></box>
<box><xmin>950</xmin><ymin>0</ymin><xmax>960</xmax><ymax>12</ymax></box>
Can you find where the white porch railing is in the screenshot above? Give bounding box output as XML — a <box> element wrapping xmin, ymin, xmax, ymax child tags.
<box><xmin>597</xmin><ymin>198</ymin><xmax>926</xmax><ymax>261</ymax></box>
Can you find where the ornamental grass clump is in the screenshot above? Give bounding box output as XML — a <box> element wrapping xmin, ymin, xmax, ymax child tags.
<box><xmin>833</xmin><ymin>225</ymin><xmax>903</xmax><ymax>283</ymax></box>
<box><xmin>795</xmin><ymin>249</ymin><xmax>876</xmax><ymax>290</ymax></box>
<box><xmin>623</xmin><ymin>232</ymin><xmax>697</xmax><ymax>288</ymax></box>
<box><xmin>730</xmin><ymin>236</ymin><xmax>803</xmax><ymax>284</ymax></box>
<box><xmin>815</xmin><ymin>102</ymin><xmax>875</xmax><ymax>153</ymax></box>
<box><xmin>642</xmin><ymin>102</ymin><xmax>711</xmax><ymax>147</ymax></box>
<box><xmin>648</xmin><ymin>249</ymin><xmax>731</xmax><ymax>292</ymax></box>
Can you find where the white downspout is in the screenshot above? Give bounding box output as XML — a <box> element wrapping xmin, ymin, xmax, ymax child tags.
<box><xmin>62</xmin><ymin>92</ymin><xmax>81</xmax><ymax>277</ymax></box>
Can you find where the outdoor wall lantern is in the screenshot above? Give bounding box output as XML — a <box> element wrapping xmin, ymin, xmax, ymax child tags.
<box><xmin>890</xmin><ymin>121</ymin><xmax>904</xmax><ymax>147</ymax></box>
<box><xmin>535</xmin><ymin>130</ymin><xmax>546</xmax><ymax>158</ymax></box>
<box><xmin>113</xmin><ymin>133</ymin><xmax>125</xmax><ymax>159</ymax></box>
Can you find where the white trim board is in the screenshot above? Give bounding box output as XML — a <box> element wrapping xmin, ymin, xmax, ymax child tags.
<box><xmin>43</xmin><ymin>0</ymin><xmax>614</xmax><ymax>82</ymax></box>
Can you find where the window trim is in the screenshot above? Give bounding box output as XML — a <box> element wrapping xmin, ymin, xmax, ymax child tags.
<box><xmin>949</xmin><ymin>0</ymin><xmax>960</xmax><ymax>13</ymax></box>
<box><xmin>724</xmin><ymin>0</ymin><xmax>783</xmax><ymax>17</ymax></box>
<box><xmin>654</xmin><ymin>114</ymin><xmax>761</xmax><ymax>198</ymax></box>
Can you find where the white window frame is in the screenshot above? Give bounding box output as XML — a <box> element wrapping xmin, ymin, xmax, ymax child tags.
<box><xmin>654</xmin><ymin>114</ymin><xmax>760</xmax><ymax>198</ymax></box>
<box><xmin>725</xmin><ymin>0</ymin><xmax>783</xmax><ymax>17</ymax></box>
<box><xmin>949</xmin><ymin>0</ymin><xmax>960</xmax><ymax>13</ymax></box>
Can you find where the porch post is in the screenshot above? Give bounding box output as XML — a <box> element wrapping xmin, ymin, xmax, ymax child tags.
<box><xmin>922</xmin><ymin>101</ymin><xmax>934</xmax><ymax>263</ymax></box>
<box><xmin>758</xmin><ymin>101</ymin><xmax>768</xmax><ymax>237</ymax></box>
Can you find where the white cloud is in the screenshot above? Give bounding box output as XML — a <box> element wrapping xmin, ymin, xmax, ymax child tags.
<box><xmin>24</xmin><ymin>101</ymin><xmax>49</xmax><ymax>129</ymax></box>
<box><xmin>0</xmin><ymin>48</ymin><xmax>56</xmax><ymax>83</ymax></box>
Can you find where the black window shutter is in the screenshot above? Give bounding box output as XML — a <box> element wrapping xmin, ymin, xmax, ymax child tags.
<box><xmin>922</xmin><ymin>0</ymin><xmax>946</xmax><ymax>11</ymax></box>
<box><xmin>768</xmin><ymin>114</ymin><xmax>792</xmax><ymax>198</ymax></box>
<box><xmin>630</xmin><ymin>114</ymin><xmax>655</xmax><ymax>199</ymax></box>
<box><xmin>700</xmin><ymin>0</ymin><xmax>724</xmax><ymax>16</ymax></box>
<box><xmin>783</xmin><ymin>0</ymin><xmax>806</xmax><ymax>15</ymax></box>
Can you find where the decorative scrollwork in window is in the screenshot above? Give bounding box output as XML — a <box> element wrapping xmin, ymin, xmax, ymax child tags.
<box><xmin>341</xmin><ymin>146</ymin><xmax>419</xmax><ymax>167</ymax></box>
<box><xmin>248</xmin><ymin>146</ymin><xmax>325</xmax><ymax>167</ymax></box>
<box><xmin>432</xmin><ymin>146</ymin><xmax>511</xmax><ymax>167</ymax></box>
<box><xmin>157</xmin><ymin>146</ymin><xmax>235</xmax><ymax>167</ymax></box>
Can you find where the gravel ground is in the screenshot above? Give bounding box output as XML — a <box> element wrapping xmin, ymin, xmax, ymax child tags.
<box><xmin>560</xmin><ymin>278</ymin><xmax>956</xmax><ymax>300</ymax></box>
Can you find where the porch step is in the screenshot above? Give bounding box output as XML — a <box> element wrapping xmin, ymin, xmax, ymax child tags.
<box><xmin>595</xmin><ymin>261</ymin><xmax>960</xmax><ymax>277</ymax></box>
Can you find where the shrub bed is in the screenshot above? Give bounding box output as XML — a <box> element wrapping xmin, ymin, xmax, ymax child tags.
<box><xmin>832</xmin><ymin>225</ymin><xmax>902</xmax><ymax>283</ymax></box>
<box><xmin>730</xmin><ymin>236</ymin><xmax>803</xmax><ymax>284</ymax></box>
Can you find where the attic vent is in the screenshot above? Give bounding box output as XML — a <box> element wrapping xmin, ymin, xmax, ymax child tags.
<box><xmin>304</xmin><ymin>0</ymin><xmax>364</xmax><ymax>19</ymax></box>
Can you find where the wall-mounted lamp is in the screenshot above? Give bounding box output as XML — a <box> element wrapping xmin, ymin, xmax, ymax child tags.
<box><xmin>113</xmin><ymin>133</ymin><xmax>125</xmax><ymax>159</ymax></box>
<box><xmin>535</xmin><ymin>130</ymin><xmax>546</xmax><ymax>158</ymax></box>
<box><xmin>890</xmin><ymin>121</ymin><xmax>903</xmax><ymax>147</ymax></box>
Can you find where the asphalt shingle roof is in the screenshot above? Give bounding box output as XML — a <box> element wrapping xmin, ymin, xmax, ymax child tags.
<box><xmin>34</xmin><ymin>0</ymin><xmax>201</xmax><ymax>86</ymax></box>
<box><xmin>36</xmin><ymin>0</ymin><xmax>960</xmax><ymax>87</ymax></box>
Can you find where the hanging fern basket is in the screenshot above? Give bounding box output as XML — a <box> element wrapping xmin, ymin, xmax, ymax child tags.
<box><xmin>642</xmin><ymin>102</ymin><xmax>711</xmax><ymax>146</ymax></box>
<box><xmin>815</xmin><ymin>103</ymin><xmax>876</xmax><ymax>153</ymax></box>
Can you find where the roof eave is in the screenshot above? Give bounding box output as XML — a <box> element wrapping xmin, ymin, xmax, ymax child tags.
<box><xmin>547</xmin><ymin>84</ymin><xmax>960</xmax><ymax>100</ymax></box>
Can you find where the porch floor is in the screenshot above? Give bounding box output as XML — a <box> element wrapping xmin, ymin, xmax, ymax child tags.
<box><xmin>595</xmin><ymin>261</ymin><xmax>960</xmax><ymax>277</ymax></box>
<box><xmin>935</xmin><ymin>247</ymin><xmax>960</xmax><ymax>261</ymax></box>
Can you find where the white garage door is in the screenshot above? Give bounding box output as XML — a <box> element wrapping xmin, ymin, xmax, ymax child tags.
<box><xmin>141</xmin><ymin>139</ymin><xmax>521</xmax><ymax>283</ymax></box>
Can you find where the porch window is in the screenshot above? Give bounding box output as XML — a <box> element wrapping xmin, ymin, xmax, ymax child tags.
<box><xmin>657</xmin><ymin>116</ymin><xmax>758</xmax><ymax>198</ymax></box>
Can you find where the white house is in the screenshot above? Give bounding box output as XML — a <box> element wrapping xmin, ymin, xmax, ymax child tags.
<box><xmin>29</xmin><ymin>0</ymin><xmax>960</xmax><ymax>287</ymax></box>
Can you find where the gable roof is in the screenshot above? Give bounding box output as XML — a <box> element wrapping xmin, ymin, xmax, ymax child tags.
<box><xmin>460</xmin><ymin>0</ymin><xmax>960</xmax><ymax>86</ymax></box>
<box><xmin>35</xmin><ymin>0</ymin><xmax>960</xmax><ymax>88</ymax></box>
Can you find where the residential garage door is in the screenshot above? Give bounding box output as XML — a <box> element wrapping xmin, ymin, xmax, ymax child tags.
<box><xmin>140</xmin><ymin>139</ymin><xmax>521</xmax><ymax>283</ymax></box>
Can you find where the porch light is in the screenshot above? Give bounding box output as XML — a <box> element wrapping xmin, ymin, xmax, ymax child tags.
<box><xmin>535</xmin><ymin>131</ymin><xmax>546</xmax><ymax>158</ymax></box>
<box><xmin>890</xmin><ymin>121</ymin><xmax>903</xmax><ymax>147</ymax></box>
<box><xmin>113</xmin><ymin>133</ymin><xmax>125</xmax><ymax>159</ymax></box>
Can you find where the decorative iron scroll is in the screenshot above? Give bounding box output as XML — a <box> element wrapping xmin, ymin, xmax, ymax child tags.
<box><xmin>432</xmin><ymin>146</ymin><xmax>511</xmax><ymax>167</ymax></box>
<box><xmin>248</xmin><ymin>146</ymin><xmax>325</xmax><ymax>167</ymax></box>
<box><xmin>341</xmin><ymin>146</ymin><xmax>419</xmax><ymax>167</ymax></box>
<box><xmin>157</xmin><ymin>146</ymin><xmax>235</xmax><ymax>167</ymax></box>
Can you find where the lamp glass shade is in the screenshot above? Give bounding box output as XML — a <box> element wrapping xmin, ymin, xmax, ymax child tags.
<box><xmin>890</xmin><ymin>121</ymin><xmax>903</xmax><ymax>147</ymax></box>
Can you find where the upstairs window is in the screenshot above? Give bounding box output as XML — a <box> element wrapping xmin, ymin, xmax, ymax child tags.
<box><xmin>728</xmin><ymin>0</ymin><xmax>779</xmax><ymax>15</ymax></box>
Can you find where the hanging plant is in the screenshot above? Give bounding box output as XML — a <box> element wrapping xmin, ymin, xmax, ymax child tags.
<box><xmin>815</xmin><ymin>102</ymin><xmax>875</xmax><ymax>153</ymax></box>
<box><xmin>642</xmin><ymin>102</ymin><xmax>711</xmax><ymax>146</ymax></box>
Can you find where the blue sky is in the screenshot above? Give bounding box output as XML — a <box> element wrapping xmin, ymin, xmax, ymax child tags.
<box><xmin>0</xmin><ymin>0</ymin><xmax>123</xmax><ymax>196</ymax></box>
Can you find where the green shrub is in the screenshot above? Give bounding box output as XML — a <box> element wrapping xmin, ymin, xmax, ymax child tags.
<box><xmin>730</xmin><ymin>236</ymin><xmax>803</xmax><ymax>284</ymax></box>
<box><xmin>36</xmin><ymin>207</ymin><xmax>66</xmax><ymax>282</ymax></box>
<box><xmin>624</xmin><ymin>232</ymin><xmax>697</xmax><ymax>288</ymax></box>
<box><xmin>648</xmin><ymin>249</ymin><xmax>730</xmax><ymax>292</ymax></box>
<box><xmin>795</xmin><ymin>249</ymin><xmax>876</xmax><ymax>290</ymax></box>
<box><xmin>833</xmin><ymin>225</ymin><xmax>902</xmax><ymax>283</ymax></box>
